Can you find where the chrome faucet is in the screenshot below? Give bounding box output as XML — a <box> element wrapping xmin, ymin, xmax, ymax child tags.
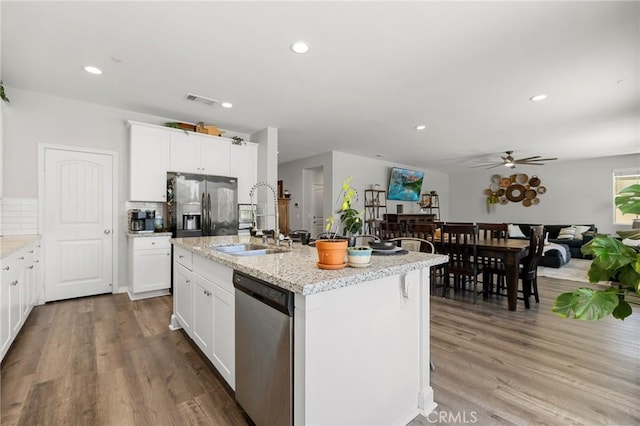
<box><xmin>249</xmin><ymin>182</ymin><xmax>281</xmax><ymax>245</ymax></box>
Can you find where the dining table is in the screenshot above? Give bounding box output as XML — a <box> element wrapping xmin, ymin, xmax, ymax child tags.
<box><xmin>474</xmin><ymin>237</ymin><xmax>531</xmax><ymax>311</ymax></box>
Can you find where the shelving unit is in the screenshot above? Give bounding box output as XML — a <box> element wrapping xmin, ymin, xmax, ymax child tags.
<box><xmin>420</xmin><ymin>193</ymin><xmax>440</xmax><ymax>220</ymax></box>
<box><xmin>364</xmin><ymin>189</ymin><xmax>387</xmax><ymax>235</ymax></box>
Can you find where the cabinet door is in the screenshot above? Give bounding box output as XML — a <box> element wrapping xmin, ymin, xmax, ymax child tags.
<box><xmin>192</xmin><ymin>277</ymin><xmax>213</xmax><ymax>357</ymax></box>
<box><xmin>230</xmin><ymin>142</ymin><xmax>258</xmax><ymax>204</ymax></box>
<box><xmin>9</xmin><ymin>263</ymin><xmax>22</xmax><ymax>337</ymax></box>
<box><xmin>174</xmin><ymin>263</ymin><xmax>193</xmax><ymax>334</ymax></box>
<box><xmin>1</xmin><ymin>256</ymin><xmax>19</xmax><ymax>358</ymax></box>
<box><xmin>22</xmin><ymin>250</ymin><xmax>34</xmax><ymax>319</ymax></box>
<box><xmin>170</xmin><ymin>132</ymin><xmax>201</xmax><ymax>173</ymax></box>
<box><xmin>132</xmin><ymin>248</ymin><xmax>171</xmax><ymax>293</ymax></box>
<box><xmin>130</xmin><ymin>125</ymin><xmax>170</xmax><ymax>201</ymax></box>
<box><xmin>211</xmin><ymin>282</ymin><xmax>235</xmax><ymax>389</ymax></box>
<box><xmin>200</xmin><ymin>137</ymin><xmax>231</xmax><ymax>176</ymax></box>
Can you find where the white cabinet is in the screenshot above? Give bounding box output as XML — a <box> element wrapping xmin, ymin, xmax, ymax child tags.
<box><xmin>230</xmin><ymin>142</ymin><xmax>258</xmax><ymax>204</ymax></box>
<box><xmin>170</xmin><ymin>132</ymin><xmax>230</xmax><ymax>176</ymax></box>
<box><xmin>1</xmin><ymin>238</ymin><xmax>42</xmax><ymax>361</ymax></box>
<box><xmin>192</xmin><ymin>275</ymin><xmax>214</xmax><ymax>356</ymax></box>
<box><xmin>210</xmin><ymin>280</ymin><xmax>235</xmax><ymax>387</ymax></box>
<box><xmin>128</xmin><ymin>236</ymin><xmax>171</xmax><ymax>300</ymax></box>
<box><xmin>170</xmin><ymin>247</ymin><xmax>235</xmax><ymax>389</ymax></box>
<box><xmin>174</xmin><ymin>264</ymin><xmax>193</xmax><ymax>335</ymax></box>
<box><xmin>128</xmin><ymin>122</ymin><xmax>171</xmax><ymax>202</ymax></box>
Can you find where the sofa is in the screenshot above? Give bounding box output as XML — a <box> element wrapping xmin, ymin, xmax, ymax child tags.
<box><xmin>508</xmin><ymin>223</ymin><xmax>597</xmax><ymax>268</ymax></box>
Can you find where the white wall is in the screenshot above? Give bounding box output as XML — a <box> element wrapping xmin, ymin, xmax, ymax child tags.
<box><xmin>2</xmin><ymin>87</ymin><xmax>253</xmax><ymax>291</ymax></box>
<box><xmin>279</xmin><ymin>151</ymin><xmax>450</xmax><ymax>233</ymax></box>
<box><xmin>449</xmin><ymin>153</ymin><xmax>640</xmax><ymax>235</ymax></box>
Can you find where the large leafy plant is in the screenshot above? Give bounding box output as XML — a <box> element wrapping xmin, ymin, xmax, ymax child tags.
<box><xmin>552</xmin><ymin>183</ymin><xmax>640</xmax><ymax>321</ymax></box>
<box><xmin>615</xmin><ymin>183</ymin><xmax>640</xmax><ymax>216</ymax></box>
<box><xmin>553</xmin><ymin>236</ymin><xmax>640</xmax><ymax>320</ymax></box>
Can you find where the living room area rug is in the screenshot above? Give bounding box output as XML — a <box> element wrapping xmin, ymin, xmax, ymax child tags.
<box><xmin>537</xmin><ymin>258</ymin><xmax>597</xmax><ymax>283</ymax></box>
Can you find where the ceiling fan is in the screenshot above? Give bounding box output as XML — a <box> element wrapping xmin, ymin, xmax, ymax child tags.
<box><xmin>472</xmin><ymin>151</ymin><xmax>558</xmax><ymax>169</ymax></box>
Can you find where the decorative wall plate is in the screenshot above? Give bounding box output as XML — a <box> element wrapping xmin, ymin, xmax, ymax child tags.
<box><xmin>506</xmin><ymin>184</ymin><xmax>526</xmax><ymax>202</ymax></box>
<box><xmin>529</xmin><ymin>175</ymin><xmax>541</xmax><ymax>187</ymax></box>
<box><xmin>537</xmin><ymin>186</ymin><xmax>547</xmax><ymax>194</ymax></box>
<box><xmin>516</xmin><ymin>173</ymin><xmax>528</xmax><ymax>184</ymax></box>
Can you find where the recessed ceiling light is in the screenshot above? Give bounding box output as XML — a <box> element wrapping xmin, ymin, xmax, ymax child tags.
<box><xmin>221</xmin><ymin>102</ymin><xmax>233</xmax><ymax>108</ymax></box>
<box><xmin>84</xmin><ymin>66</ymin><xmax>102</xmax><ymax>75</ymax></box>
<box><xmin>290</xmin><ymin>41</ymin><xmax>310</xmax><ymax>54</ymax></box>
<box><xmin>415</xmin><ymin>125</ymin><xmax>427</xmax><ymax>130</ymax></box>
<box><xmin>529</xmin><ymin>94</ymin><xmax>547</xmax><ymax>102</ymax></box>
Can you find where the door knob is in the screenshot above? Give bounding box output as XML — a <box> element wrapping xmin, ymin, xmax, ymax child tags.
<box><xmin>104</xmin><ymin>229</ymin><xmax>111</xmax><ymax>234</ymax></box>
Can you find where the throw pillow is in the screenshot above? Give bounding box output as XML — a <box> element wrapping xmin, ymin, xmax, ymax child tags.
<box><xmin>508</xmin><ymin>224</ymin><xmax>526</xmax><ymax>238</ymax></box>
<box><xmin>572</xmin><ymin>225</ymin><xmax>591</xmax><ymax>240</ymax></box>
<box><xmin>557</xmin><ymin>226</ymin><xmax>576</xmax><ymax>240</ymax></box>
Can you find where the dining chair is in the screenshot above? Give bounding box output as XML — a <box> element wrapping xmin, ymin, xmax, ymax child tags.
<box><xmin>518</xmin><ymin>225</ymin><xmax>544</xmax><ymax>308</ymax></box>
<box><xmin>439</xmin><ymin>223</ymin><xmax>482</xmax><ymax>303</ymax></box>
<box><xmin>490</xmin><ymin>225</ymin><xmax>544</xmax><ymax>308</ymax></box>
<box><xmin>477</xmin><ymin>223</ymin><xmax>508</xmax><ymax>297</ymax></box>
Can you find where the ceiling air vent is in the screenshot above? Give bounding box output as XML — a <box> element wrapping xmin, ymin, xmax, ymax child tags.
<box><xmin>185</xmin><ymin>92</ymin><xmax>219</xmax><ymax>106</ymax></box>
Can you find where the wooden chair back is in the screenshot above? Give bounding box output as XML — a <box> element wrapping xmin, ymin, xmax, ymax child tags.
<box><xmin>440</xmin><ymin>223</ymin><xmax>479</xmax><ymax>277</ymax></box>
<box><xmin>380</xmin><ymin>221</ymin><xmax>403</xmax><ymax>239</ymax></box>
<box><xmin>521</xmin><ymin>225</ymin><xmax>545</xmax><ymax>281</ymax></box>
<box><xmin>477</xmin><ymin>223</ymin><xmax>508</xmax><ymax>240</ymax></box>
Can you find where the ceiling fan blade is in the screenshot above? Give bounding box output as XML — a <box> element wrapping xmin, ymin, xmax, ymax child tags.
<box><xmin>528</xmin><ymin>157</ymin><xmax>557</xmax><ymax>162</ymax></box>
<box><xmin>515</xmin><ymin>156</ymin><xmax>541</xmax><ymax>162</ymax></box>
<box><xmin>519</xmin><ymin>162</ymin><xmax>545</xmax><ymax>165</ymax></box>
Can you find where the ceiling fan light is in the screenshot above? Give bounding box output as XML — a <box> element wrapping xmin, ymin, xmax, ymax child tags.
<box><xmin>504</xmin><ymin>161</ymin><xmax>514</xmax><ymax>168</ymax></box>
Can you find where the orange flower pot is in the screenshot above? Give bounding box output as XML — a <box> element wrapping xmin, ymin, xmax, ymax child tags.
<box><xmin>315</xmin><ymin>239</ymin><xmax>348</xmax><ymax>269</ymax></box>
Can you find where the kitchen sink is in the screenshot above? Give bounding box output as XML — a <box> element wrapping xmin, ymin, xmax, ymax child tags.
<box><xmin>212</xmin><ymin>243</ymin><xmax>290</xmax><ymax>257</ymax></box>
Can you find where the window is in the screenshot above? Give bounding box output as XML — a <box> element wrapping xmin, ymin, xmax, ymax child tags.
<box><xmin>614</xmin><ymin>169</ymin><xmax>640</xmax><ymax>225</ymax></box>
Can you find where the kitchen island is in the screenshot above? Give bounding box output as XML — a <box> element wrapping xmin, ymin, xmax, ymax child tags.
<box><xmin>171</xmin><ymin>235</ymin><xmax>447</xmax><ymax>426</ymax></box>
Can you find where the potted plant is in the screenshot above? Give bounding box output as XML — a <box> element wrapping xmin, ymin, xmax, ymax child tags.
<box><xmin>615</xmin><ymin>183</ymin><xmax>640</xmax><ymax>229</ymax></box>
<box><xmin>553</xmin><ymin>183</ymin><xmax>640</xmax><ymax>320</ymax></box>
<box><xmin>316</xmin><ymin>176</ymin><xmax>361</xmax><ymax>269</ymax></box>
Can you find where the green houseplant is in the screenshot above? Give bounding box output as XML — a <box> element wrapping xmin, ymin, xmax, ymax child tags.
<box><xmin>553</xmin><ymin>183</ymin><xmax>640</xmax><ymax>321</ymax></box>
<box><xmin>316</xmin><ymin>176</ymin><xmax>362</xmax><ymax>269</ymax></box>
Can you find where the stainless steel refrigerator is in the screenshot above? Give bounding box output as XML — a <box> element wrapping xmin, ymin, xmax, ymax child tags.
<box><xmin>167</xmin><ymin>172</ymin><xmax>238</xmax><ymax>238</ymax></box>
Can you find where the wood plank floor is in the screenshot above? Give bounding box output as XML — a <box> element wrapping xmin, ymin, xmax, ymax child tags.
<box><xmin>1</xmin><ymin>276</ymin><xmax>638</xmax><ymax>425</ymax></box>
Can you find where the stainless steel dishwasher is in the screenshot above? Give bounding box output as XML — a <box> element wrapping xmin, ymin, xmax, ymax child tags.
<box><xmin>233</xmin><ymin>270</ymin><xmax>294</xmax><ymax>426</ymax></box>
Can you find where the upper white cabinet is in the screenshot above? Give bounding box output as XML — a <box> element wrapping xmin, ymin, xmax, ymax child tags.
<box><xmin>129</xmin><ymin>123</ymin><xmax>170</xmax><ymax>202</ymax></box>
<box><xmin>170</xmin><ymin>132</ymin><xmax>230</xmax><ymax>176</ymax></box>
<box><xmin>230</xmin><ymin>142</ymin><xmax>258</xmax><ymax>204</ymax></box>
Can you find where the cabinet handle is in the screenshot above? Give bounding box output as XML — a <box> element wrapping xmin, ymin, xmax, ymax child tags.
<box><xmin>179</xmin><ymin>255</ymin><xmax>184</xmax><ymax>259</ymax></box>
<box><xmin>18</xmin><ymin>257</ymin><xmax>24</xmax><ymax>260</ymax></box>
<box><xmin>35</xmin><ymin>260</ymin><xmax>40</xmax><ymax>263</ymax></box>
<box><xmin>186</xmin><ymin>279</ymin><xmax>190</xmax><ymax>284</ymax></box>
<box><xmin>11</xmin><ymin>280</ymin><xmax>18</xmax><ymax>286</ymax></box>
<box><xmin>104</xmin><ymin>229</ymin><xmax>111</xmax><ymax>235</ymax></box>
<box><xmin>28</xmin><ymin>265</ymin><xmax>34</xmax><ymax>269</ymax></box>
<box><xmin>166</xmin><ymin>253</ymin><xmax>170</xmax><ymax>256</ymax></box>
<box><xmin>29</xmin><ymin>250</ymin><xmax>34</xmax><ymax>254</ymax></box>
<box><xmin>151</xmin><ymin>242</ymin><xmax>155</xmax><ymax>245</ymax></box>
<box><xmin>2</xmin><ymin>266</ymin><xmax>9</xmax><ymax>271</ymax></box>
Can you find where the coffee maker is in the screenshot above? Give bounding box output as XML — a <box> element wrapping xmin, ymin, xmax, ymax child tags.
<box><xmin>129</xmin><ymin>209</ymin><xmax>156</xmax><ymax>233</ymax></box>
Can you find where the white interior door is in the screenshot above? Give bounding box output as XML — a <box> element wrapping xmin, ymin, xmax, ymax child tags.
<box><xmin>312</xmin><ymin>184</ymin><xmax>324</xmax><ymax>237</ymax></box>
<box><xmin>44</xmin><ymin>148</ymin><xmax>114</xmax><ymax>301</ymax></box>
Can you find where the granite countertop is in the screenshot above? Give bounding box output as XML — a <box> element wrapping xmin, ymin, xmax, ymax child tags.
<box><xmin>171</xmin><ymin>236</ymin><xmax>448</xmax><ymax>296</ymax></box>
<box><xmin>126</xmin><ymin>231</ymin><xmax>173</xmax><ymax>238</ymax></box>
<box><xmin>1</xmin><ymin>235</ymin><xmax>41</xmax><ymax>259</ymax></box>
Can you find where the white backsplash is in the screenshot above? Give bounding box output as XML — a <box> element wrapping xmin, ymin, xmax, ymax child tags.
<box><xmin>1</xmin><ymin>198</ymin><xmax>39</xmax><ymax>235</ymax></box>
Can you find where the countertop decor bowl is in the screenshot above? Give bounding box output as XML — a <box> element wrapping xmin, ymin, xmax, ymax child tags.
<box><xmin>369</xmin><ymin>240</ymin><xmax>397</xmax><ymax>250</ymax></box>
